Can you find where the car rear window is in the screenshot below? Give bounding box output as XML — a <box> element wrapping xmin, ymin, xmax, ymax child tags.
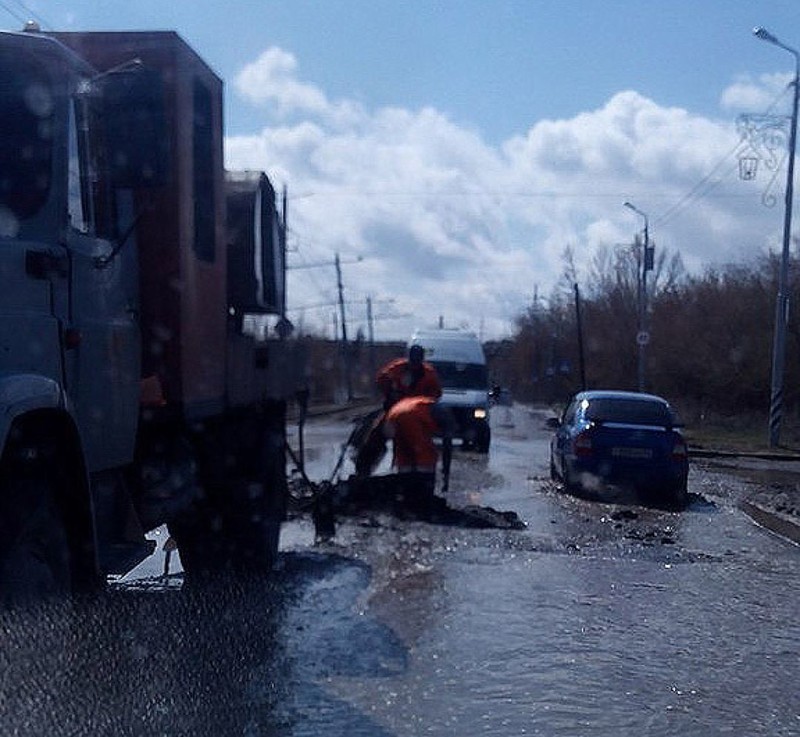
<box><xmin>585</xmin><ymin>398</ymin><xmax>673</xmax><ymax>426</ymax></box>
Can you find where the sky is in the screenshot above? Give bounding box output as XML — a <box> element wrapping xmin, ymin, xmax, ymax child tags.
<box><xmin>3</xmin><ymin>0</ymin><xmax>800</xmax><ymax>341</ymax></box>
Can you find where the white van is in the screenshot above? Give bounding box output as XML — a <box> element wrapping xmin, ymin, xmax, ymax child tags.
<box><xmin>409</xmin><ymin>329</ymin><xmax>491</xmax><ymax>452</ymax></box>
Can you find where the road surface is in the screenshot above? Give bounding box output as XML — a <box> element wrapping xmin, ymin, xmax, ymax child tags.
<box><xmin>1</xmin><ymin>403</ymin><xmax>798</xmax><ymax>736</ymax></box>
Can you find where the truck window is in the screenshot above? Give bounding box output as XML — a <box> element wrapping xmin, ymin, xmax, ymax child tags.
<box><xmin>68</xmin><ymin>101</ymin><xmax>88</xmax><ymax>232</ymax></box>
<box><xmin>192</xmin><ymin>77</ymin><xmax>215</xmax><ymax>262</ymax></box>
<box><xmin>0</xmin><ymin>49</ymin><xmax>53</xmax><ymax>225</ymax></box>
<box><xmin>68</xmin><ymin>94</ymin><xmax>115</xmax><ymax>238</ymax></box>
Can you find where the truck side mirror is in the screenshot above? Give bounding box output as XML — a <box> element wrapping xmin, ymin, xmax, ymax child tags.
<box><xmin>99</xmin><ymin>68</ymin><xmax>169</xmax><ymax>188</ymax></box>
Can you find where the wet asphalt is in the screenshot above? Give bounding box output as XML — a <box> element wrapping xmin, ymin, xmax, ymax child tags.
<box><xmin>1</xmin><ymin>403</ymin><xmax>798</xmax><ymax>736</ymax></box>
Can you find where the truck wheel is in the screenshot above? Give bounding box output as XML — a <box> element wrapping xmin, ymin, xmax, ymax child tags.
<box><xmin>0</xmin><ymin>462</ymin><xmax>71</xmax><ymax>606</ymax></box>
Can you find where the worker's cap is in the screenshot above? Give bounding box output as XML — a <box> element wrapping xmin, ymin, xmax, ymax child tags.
<box><xmin>408</xmin><ymin>344</ymin><xmax>425</xmax><ymax>363</ymax></box>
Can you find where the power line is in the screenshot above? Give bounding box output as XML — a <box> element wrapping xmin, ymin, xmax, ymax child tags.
<box><xmin>1</xmin><ymin>0</ymin><xmax>50</xmax><ymax>28</ymax></box>
<box><xmin>653</xmin><ymin>83</ymin><xmax>794</xmax><ymax>229</ymax></box>
<box><xmin>0</xmin><ymin>1</ymin><xmax>27</xmax><ymax>25</ymax></box>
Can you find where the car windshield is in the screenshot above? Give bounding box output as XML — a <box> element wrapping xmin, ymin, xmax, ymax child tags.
<box><xmin>584</xmin><ymin>397</ymin><xmax>674</xmax><ymax>426</ymax></box>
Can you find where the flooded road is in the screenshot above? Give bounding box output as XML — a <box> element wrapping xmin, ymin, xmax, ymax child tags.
<box><xmin>282</xmin><ymin>404</ymin><xmax>800</xmax><ymax>736</ymax></box>
<box><xmin>2</xmin><ymin>404</ymin><xmax>799</xmax><ymax>735</ymax></box>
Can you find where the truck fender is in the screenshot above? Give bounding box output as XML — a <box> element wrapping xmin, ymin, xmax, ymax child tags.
<box><xmin>0</xmin><ymin>377</ymin><xmax>100</xmax><ymax>590</ymax></box>
<box><xmin>0</xmin><ymin>373</ymin><xmax>68</xmax><ymax>453</ymax></box>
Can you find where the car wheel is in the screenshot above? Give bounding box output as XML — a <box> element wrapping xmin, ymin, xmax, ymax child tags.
<box><xmin>667</xmin><ymin>481</ymin><xmax>689</xmax><ymax>510</ymax></box>
<box><xmin>563</xmin><ymin>466</ymin><xmax>581</xmax><ymax>496</ymax></box>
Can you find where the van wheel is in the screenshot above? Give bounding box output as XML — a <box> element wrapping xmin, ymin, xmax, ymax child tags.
<box><xmin>475</xmin><ymin>425</ymin><xmax>491</xmax><ymax>454</ymax></box>
<box><xmin>0</xmin><ymin>455</ymin><xmax>71</xmax><ymax>607</ymax></box>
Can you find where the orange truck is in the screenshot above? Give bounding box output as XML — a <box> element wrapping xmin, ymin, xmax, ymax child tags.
<box><xmin>0</xmin><ymin>26</ymin><xmax>303</xmax><ymax>601</ymax></box>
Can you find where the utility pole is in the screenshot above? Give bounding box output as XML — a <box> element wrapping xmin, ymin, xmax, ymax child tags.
<box><xmin>624</xmin><ymin>202</ymin><xmax>652</xmax><ymax>392</ymax></box>
<box><xmin>281</xmin><ymin>185</ymin><xmax>288</xmax><ymax>319</ymax></box>
<box><xmin>288</xmin><ymin>253</ymin><xmax>362</xmax><ymax>402</ymax></box>
<box><xmin>367</xmin><ymin>296</ymin><xmax>376</xmax><ymax>386</ymax></box>
<box><xmin>335</xmin><ymin>253</ymin><xmax>353</xmax><ymax>401</ymax></box>
<box><xmin>574</xmin><ymin>282</ymin><xmax>587</xmax><ymax>390</ymax></box>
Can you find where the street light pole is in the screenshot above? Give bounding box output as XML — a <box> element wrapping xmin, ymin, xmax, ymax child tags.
<box><xmin>754</xmin><ymin>26</ymin><xmax>800</xmax><ymax>447</ymax></box>
<box><xmin>624</xmin><ymin>201</ymin><xmax>650</xmax><ymax>392</ymax></box>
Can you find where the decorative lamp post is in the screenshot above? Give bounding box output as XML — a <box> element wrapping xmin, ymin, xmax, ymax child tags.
<box><xmin>753</xmin><ymin>26</ymin><xmax>799</xmax><ymax>447</ymax></box>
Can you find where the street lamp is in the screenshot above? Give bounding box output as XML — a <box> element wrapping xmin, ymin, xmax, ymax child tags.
<box><xmin>624</xmin><ymin>201</ymin><xmax>652</xmax><ymax>392</ymax></box>
<box><xmin>753</xmin><ymin>26</ymin><xmax>799</xmax><ymax>447</ymax></box>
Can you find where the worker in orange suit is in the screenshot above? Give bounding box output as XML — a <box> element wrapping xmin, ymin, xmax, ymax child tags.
<box><xmin>382</xmin><ymin>395</ymin><xmax>454</xmax><ymax>516</ymax></box>
<box><xmin>376</xmin><ymin>344</ymin><xmax>441</xmax><ymax>410</ymax></box>
<box><xmin>353</xmin><ymin>346</ymin><xmax>442</xmax><ymax>478</ymax></box>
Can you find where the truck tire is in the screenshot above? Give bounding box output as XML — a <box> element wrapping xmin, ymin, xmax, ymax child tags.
<box><xmin>0</xmin><ymin>454</ymin><xmax>71</xmax><ymax>607</ymax></box>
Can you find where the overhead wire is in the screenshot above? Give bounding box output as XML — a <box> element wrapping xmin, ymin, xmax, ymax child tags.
<box><xmin>287</xmin><ymin>252</ymin><xmax>336</xmax><ymax>305</ymax></box>
<box><xmin>652</xmin><ymin>80</ymin><xmax>793</xmax><ymax>229</ymax></box>
<box><xmin>1</xmin><ymin>0</ymin><xmax>49</xmax><ymax>28</ymax></box>
<box><xmin>0</xmin><ymin>1</ymin><xmax>27</xmax><ymax>25</ymax></box>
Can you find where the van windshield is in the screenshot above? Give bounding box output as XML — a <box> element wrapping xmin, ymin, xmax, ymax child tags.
<box><xmin>431</xmin><ymin>361</ymin><xmax>488</xmax><ymax>390</ymax></box>
<box><xmin>0</xmin><ymin>48</ymin><xmax>54</xmax><ymax>222</ymax></box>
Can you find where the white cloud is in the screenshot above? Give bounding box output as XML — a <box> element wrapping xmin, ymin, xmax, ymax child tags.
<box><xmin>233</xmin><ymin>47</ymin><xmax>364</xmax><ymax>128</ymax></box>
<box><xmin>226</xmin><ymin>49</ymin><xmax>784</xmax><ymax>341</ymax></box>
<box><xmin>720</xmin><ymin>72</ymin><xmax>794</xmax><ymax>112</ymax></box>
<box><xmin>234</xmin><ymin>47</ymin><xmax>328</xmax><ymax>115</ymax></box>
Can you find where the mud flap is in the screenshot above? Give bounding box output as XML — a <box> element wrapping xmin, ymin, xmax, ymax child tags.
<box><xmin>168</xmin><ymin>402</ymin><xmax>287</xmax><ymax>583</ymax></box>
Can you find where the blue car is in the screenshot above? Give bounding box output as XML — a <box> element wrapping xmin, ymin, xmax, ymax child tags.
<box><xmin>549</xmin><ymin>390</ymin><xmax>689</xmax><ymax>508</ymax></box>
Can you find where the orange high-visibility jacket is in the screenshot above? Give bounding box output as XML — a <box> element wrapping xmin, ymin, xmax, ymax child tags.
<box><xmin>384</xmin><ymin>395</ymin><xmax>441</xmax><ymax>471</ymax></box>
<box><xmin>376</xmin><ymin>358</ymin><xmax>442</xmax><ymax>404</ymax></box>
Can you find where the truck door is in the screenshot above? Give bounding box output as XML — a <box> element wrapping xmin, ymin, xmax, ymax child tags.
<box><xmin>63</xmin><ymin>95</ymin><xmax>141</xmax><ymax>472</ymax></box>
<box><xmin>0</xmin><ymin>40</ymin><xmax>76</xmax><ymax>429</ymax></box>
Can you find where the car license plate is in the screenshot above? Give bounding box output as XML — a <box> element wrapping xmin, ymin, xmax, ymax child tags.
<box><xmin>611</xmin><ymin>446</ymin><xmax>653</xmax><ymax>459</ymax></box>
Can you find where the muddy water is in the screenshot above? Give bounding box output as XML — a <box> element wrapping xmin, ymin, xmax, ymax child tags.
<box><xmin>2</xmin><ymin>405</ymin><xmax>798</xmax><ymax>735</ymax></box>
<box><xmin>279</xmin><ymin>406</ymin><xmax>800</xmax><ymax>736</ymax></box>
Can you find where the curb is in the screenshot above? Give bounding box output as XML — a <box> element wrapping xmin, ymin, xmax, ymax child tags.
<box><xmin>740</xmin><ymin>501</ymin><xmax>800</xmax><ymax>546</ymax></box>
<box><xmin>288</xmin><ymin>399</ymin><xmax>378</xmax><ymax>422</ymax></box>
<box><xmin>690</xmin><ymin>448</ymin><xmax>800</xmax><ymax>462</ymax></box>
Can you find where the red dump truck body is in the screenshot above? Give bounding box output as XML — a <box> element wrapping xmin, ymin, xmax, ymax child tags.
<box><xmin>55</xmin><ymin>31</ymin><xmax>228</xmax><ymax>416</ymax></box>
